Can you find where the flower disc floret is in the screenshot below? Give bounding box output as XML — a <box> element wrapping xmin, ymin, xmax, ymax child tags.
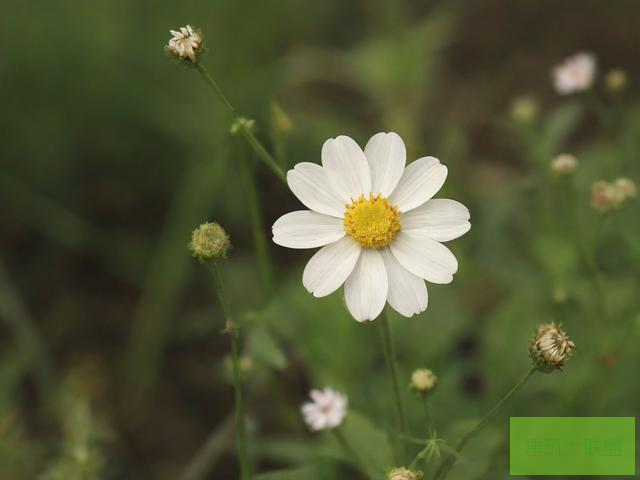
<box><xmin>343</xmin><ymin>194</ymin><xmax>401</xmax><ymax>249</ymax></box>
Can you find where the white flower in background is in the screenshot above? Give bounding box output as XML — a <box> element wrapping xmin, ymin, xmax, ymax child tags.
<box><xmin>550</xmin><ymin>153</ymin><xmax>578</xmax><ymax>174</ymax></box>
<box><xmin>272</xmin><ymin>132</ymin><xmax>470</xmax><ymax>321</ymax></box>
<box><xmin>552</xmin><ymin>52</ymin><xmax>596</xmax><ymax>94</ymax></box>
<box><xmin>301</xmin><ymin>388</ymin><xmax>347</xmax><ymax>431</ymax></box>
<box><xmin>165</xmin><ymin>25</ymin><xmax>203</xmax><ymax>63</ymax></box>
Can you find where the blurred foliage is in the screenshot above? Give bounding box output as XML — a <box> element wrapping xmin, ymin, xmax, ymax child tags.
<box><xmin>1</xmin><ymin>0</ymin><xmax>640</xmax><ymax>478</ymax></box>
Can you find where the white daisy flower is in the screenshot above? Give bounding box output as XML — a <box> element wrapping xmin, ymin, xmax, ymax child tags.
<box><xmin>272</xmin><ymin>132</ymin><xmax>470</xmax><ymax>322</ymax></box>
<box><xmin>552</xmin><ymin>52</ymin><xmax>596</xmax><ymax>94</ymax></box>
<box><xmin>301</xmin><ymin>387</ymin><xmax>348</xmax><ymax>431</ymax></box>
<box><xmin>166</xmin><ymin>25</ymin><xmax>203</xmax><ymax>63</ymax></box>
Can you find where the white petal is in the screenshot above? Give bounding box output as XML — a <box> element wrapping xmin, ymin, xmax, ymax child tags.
<box><xmin>364</xmin><ymin>132</ymin><xmax>406</xmax><ymax>197</ymax></box>
<box><xmin>390</xmin><ymin>231</ymin><xmax>458</xmax><ymax>284</ymax></box>
<box><xmin>402</xmin><ymin>199</ymin><xmax>471</xmax><ymax>242</ymax></box>
<box><xmin>321</xmin><ymin>136</ymin><xmax>371</xmax><ymax>202</ymax></box>
<box><xmin>303</xmin><ymin>236</ymin><xmax>361</xmax><ymax>296</ymax></box>
<box><xmin>272</xmin><ymin>211</ymin><xmax>344</xmax><ymax>249</ymax></box>
<box><xmin>381</xmin><ymin>249</ymin><xmax>428</xmax><ymax>317</ymax></box>
<box><xmin>344</xmin><ymin>249</ymin><xmax>388</xmax><ymax>322</ymax></box>
<box><xmin>287</xmin><ymin>163</ymin><xmax>346</xmax><ymax>217</ymax></box>
<box><xmin>388</xmin><ymin>157</ymin><xmax>448</xmax><ymax>212</ymax></box>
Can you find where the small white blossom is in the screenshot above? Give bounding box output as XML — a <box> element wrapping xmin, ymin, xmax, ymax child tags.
<box><xmin>301</xmin><ymin>388</ymin><xmax>347</xmax><ymax>431</ymax></box>
<box><xmin>166</xmin><ymin>25</ymin><xmax>203</xmax><ymax>63</ymax></box>
<box><xmin>550</xmin><ymin>154</ymin><xmax>578</xmax><ymax>174</ymax></box>
<box><xmin>552</xmin><ymin>52</ymin><xmax>596</xmax><ymax>94</ymax></box>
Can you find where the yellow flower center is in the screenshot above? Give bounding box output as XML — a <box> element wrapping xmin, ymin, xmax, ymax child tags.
<box><xmin>343</xmin><ymin>194</ymin><xmax>401</xmax><ymax>249</ymax></box>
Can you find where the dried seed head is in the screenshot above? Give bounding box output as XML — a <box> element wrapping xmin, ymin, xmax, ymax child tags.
<box><xmin>550</xmin><ymin>154</ymin><xmax>578</xmax><ymax>174</ymax></box>
<box><xmin>409</xmin><ymin>369</ymin><xmax>437</xmax><ymax>395</ymax></box>
<box><xmin>165</xmin><ymin>25</ymin><xmax>204</xmax><ymax>63</ymax></box>
<box><xmin>529</xmin><ymin>322</ymin><xmax>575</xmax><ymax>373</ymax></box>
<box><xmin>591</xmin><ymin>181</ymin><xmax>617</xmax><ymax>213</ymax></box>
<box><xmin>613</xmin><ymin>177</ymin><xmax>637</xmax><ymax>204</ymax></box>
<box><xmin>604</xmin><ymin>69</ymin><xmax>628</xmax><ymax>93</ymax></box>
<box><xmin>189</xmin><ymin>222</ymin><xmax>230</xmax><ymax>262</ymax></box>
<box><xmin>387</xmin><ymin>467</ymin><xmax>423</xmax><ymax>480</ymax></box>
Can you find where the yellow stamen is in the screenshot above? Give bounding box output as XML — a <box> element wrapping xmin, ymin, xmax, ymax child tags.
<box><xmin>343</xmin><ymin>194</ymin><xmax>401</xmax><ymax>249</ymax></box>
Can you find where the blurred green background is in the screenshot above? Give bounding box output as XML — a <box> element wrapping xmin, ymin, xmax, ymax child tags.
<box><xmin>1</xmin><ymin>0</ymin><xmax>639</xmax><ymax>478</ymax></box>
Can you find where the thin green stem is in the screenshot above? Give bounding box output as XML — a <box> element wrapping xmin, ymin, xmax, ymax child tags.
<box><xmin>211</xmin><ymin>264</ymin><xmax>251</xmax><ymax>480</ymax></box>
<box><xmin>238</xmin><ymin>147</ymin><xmax>273</xmax><ymax>298</ymax></box>
<box><xmin>434</xmin><ymin>367</ymin><xmax>536</xmax><ymax>480</ymax></box>
<box><xmin>379</xmin><ymin>311</ymin><xmax>408</xmax><ymax>439</ymax></box>
<box><xmin>195</xmin><ymin>63</ymin><xmax>286</xmax><ymax>183</ymax></box>
<box><xmin>422</xmin><ymin>397</ymin><xmax>434</xmax><ymax>436</ymax></box>
<box><xmin>564</xmin><ymin>181</ymin><xmax>609</xmax><ymax>323</ymax></box>
<box><xmin>399</xmin><ymin>434</ymin><xmax>430</xmax><ymax>445</ymax></box>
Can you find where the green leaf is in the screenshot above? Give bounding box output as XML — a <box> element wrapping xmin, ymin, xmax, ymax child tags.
<box><xmin>444</xmin><ymin>421</ymin><xmax>505</xmax><ymax>480</ymax></box>
<box><xmin>247</xmin><ymin>325</ymin><xmax>287</xmax><ymax>370</ymax></box>
<box><xmin>340</xmin><ymin>411</ymin><xmax>394</xmax><ymax>477</ymax></box>
<box><xmin>538</xmin><ymin>102</ymin><xmax>584</xmax><ymax>160</ymax></box>
<box><xmin>531</xmin><ymin>234</ymin><xmax>579</xmax><ymax>278</ymax></box>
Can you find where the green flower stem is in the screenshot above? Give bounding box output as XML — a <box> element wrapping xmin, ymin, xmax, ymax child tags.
<box><xmin>379</xmin><ymin>311</ymin><xmax>408</xmax><ymax>442</ymax></box>
<box><xmin>195</xmin><ymin>63</ymin><xmax>286</xmax><ymax>184</ymax></box>
<box><xmin>238</xmin><ymin>146</ymin><xmax>273</xmax><ymax>298</ymax></box>
<box><xmin>434</xmin><ymin>367</ymin><xmax>537</xmax><ymax>480</ymax></box>
<box><xmin>211</xmin><ymin>264</ymin><xmax>251</xmax><ymax>480</ymax></box>
<box><xmin>564</xmin><ymin>182</ymin><xmax>609</xmax><ymax>323</ymax></box>
<box><xmin>422</xmin><ymin>397</ymin><xmax>434</xmax><ymax>436</ymax></box>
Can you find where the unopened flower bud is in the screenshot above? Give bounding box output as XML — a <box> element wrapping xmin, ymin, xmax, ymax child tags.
<box><xmin>550</xmin><ymin>154</ymin><xmax>578</xmax><ymax>174</ymax></box>
<box><xmin>165</xmin><ymin>25</ymin><xmax>204</xmax><ymax>63</ymax></box>
<box><xmin>510</xmin><ymin>95</ymin><xmax>539</xmax><ymax>124</ymax></box>
<box><xmin>604</xmin><ymin>69</ymin><xmax>628</xmax><ymax>93</ymax></box>
<box><xmin>231</xmin><ymin>117</ymin><xmax>255</xmax><ymax>135</ymax></box>
<box><xmin>189</xmin><ymin>222</ymin><xmax>230</xmax><ymax>262</ymax></box>
<box><xmin>613</xmin><ymin>177</ymin><xmax>637</xmax><ymax>204</ymax></box>
<box><xmin>529</xmin><ymin>322</ymin><xmax>575</xmax><ymax>373</ymax></box>
<box><xmin>409</xmin><ymin>369</ymin><xmax>437</xmax><ymax>395</ymax></box>
<box><xmin>591</xmin><ymin>181</ymin><xmax>617</xmax><ymax>213</ymax></box>
<box><xmin>387</xmin><ymin>467</ymin><xmax>423</xmax><ymax>480</ymax></box>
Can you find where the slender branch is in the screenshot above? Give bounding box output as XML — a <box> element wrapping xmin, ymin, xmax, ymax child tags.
<box><xmin>194</xmin><ymin>63</ymin><xmax>286</xmax><ymax>184</ymax></box>
<box><xmin>422</xmin><ymin>397</ymin><xmax>434</xmax><ymax>436</ymax></box>
<box><xmin>434</xmin><ymin>367</ymin><xmax>537</xmax><ymax>480</ymax></box>
<box><xmin>378</xmin><ymin>311</ymin><xmax>408</xmax><ymax>440</ymax></box>
<box><xmin>211</xmin><ymin>264</ymin><xmax>251</xmax><ymax>480</ymax></box>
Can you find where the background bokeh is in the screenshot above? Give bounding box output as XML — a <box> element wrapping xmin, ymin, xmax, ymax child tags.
<box><xmin>1</xmin><ymin>1</ymin><xmax>639</xmax><ymax>478</ymax></box>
